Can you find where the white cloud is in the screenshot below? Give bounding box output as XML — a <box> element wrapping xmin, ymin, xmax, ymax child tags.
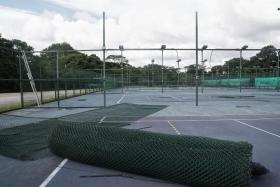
<box><xmin>0</xmin><ymin>0</ymin><xmax>280</xmax><ymax>67</ymax></box>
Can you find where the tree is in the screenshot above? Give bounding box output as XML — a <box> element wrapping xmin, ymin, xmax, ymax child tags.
<box><xmin>249</xmin><ymin>45</ymin><xmax>278</xmax><ymax>75</ymax></box>
<box><xmin>106</xmin><ymin>55</ymin><xmax>128</xmax><ymax>65</ymax></box>
<box><xmin>186</xmin><ymin>64</ymin><xmax>204</xmax><ymax>74</ymax></box>
<box><xmin>0</xmin><ymin>35</ymin><xmax>34</xmax><ymax>92</ymax></box>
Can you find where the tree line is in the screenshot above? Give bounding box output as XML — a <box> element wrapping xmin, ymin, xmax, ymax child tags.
<box><xmin>0</xmin><ymin>33</ymin><xmax>278</xmax><ymax>92</ymax></box>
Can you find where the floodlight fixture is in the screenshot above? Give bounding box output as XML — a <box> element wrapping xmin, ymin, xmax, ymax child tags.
<box><xmin>119</xmin><ymin>45</ymin><xmax>124</xmax><ymax>51</ymax></box>
<box><xmin>278</xmin><ymin>8</ymin><xmax>280</xmax><ymax>11</ymax></box>
<box><xmin>202</xmin><ymin>45</ymin><xmax>208</xmax><ymax>50</ymax></box>
<box><xmin>241</xmin><ymin>45</ymin><xmax>248</xmax><ymax>50</ymax></box>
<box><xmin>176</xmin><ymin>59</ymin><xmax>182</xmax><ymax>63</ymax></box>
<box><xmin>161</xmin><ymin>45</ymin><xmax>166</xmax><ymax>50</ymax></box>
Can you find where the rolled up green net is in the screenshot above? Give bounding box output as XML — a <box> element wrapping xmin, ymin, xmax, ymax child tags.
<box><xmin>49</xmin><ymin>124</ymin><xmax>253</xmax><ymax>187</ymax></box>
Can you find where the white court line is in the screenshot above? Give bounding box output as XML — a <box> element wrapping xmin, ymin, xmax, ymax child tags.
<box><xmin>234</xmin><ymin>120</ymin><xmax>280</xmax><ymax>138</ymax></box>
<box><xmin>39</xmin><ymin>158</ymin><xmax>68</xmax><ymax>187</ymax></box>
<box><xmin>116</xmin><ymin>94</ymin><xmax>126</xmax><ymax>104</ymax></box>
<box><xmin>167</xmin><ymin>121</ymin><xmax>181</xmax><ymax>135</ymax></box>
<box><xmin>166</xmin><ymin>94</ymin><xmax>181</xmax><ymax>101</ymax></box>
<box><xmin>98</xmin><ymin>116</ymin><xmax>107</xmax><ymax>124</ymax></box>
<box><xmin>102</xmin><ymin>117</ymin><xmax>280</xmax><ymax>123</ymax></box>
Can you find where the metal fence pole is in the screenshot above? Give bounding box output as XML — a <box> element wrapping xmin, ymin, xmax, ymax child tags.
<box><xmin>161</xmin><ymin>49</ymin><xmax>164</xmax><ymax>93</ymax></box>
<box><xmin>152</xmin><ymin>59</ymin><xmax>154</xmax><ymax>87</ymax></box>
<box><xmin>121</xmin><ymin>50</ymin><xmax>124</xmax><ymax>93</ymax></box>
<box><xmin>65</xmin><ymin>79</ymin><xmax>67</xmax><ymax>98</ymax></box>
<box><xmin>239</xmin><ymin>50</ymin><xmax>242</xmax><ymax>93</ymax></box>
<box><xmin>277</xmin><ymin>50</ymin><xmax>280</xmax><ymax>77</ymax></box>
<box><xmin>39</xmin><ymin>59</ymin><xmax>43</xmax><ymax>103</ymax></box>
<box><xmin>277</xmin><ymin>50</ymin><xmax>280</xmax><ymax>92</ymax></box>
<box><xmin>18</xmin><ymin>56</ymin><xmax>24</xmax><ymax>108</ymax></box>
<box><xmin>56</xmin><ymin>51</ymin><xmax>60</xmax><ymax>108</ymax></box>
<box><xmin>79</xmin><ymin>70</ymin><xmax>81</xmax><ymax>95</ymax></box>
<box><xmin>126</xmin><ymin>64</ymin><xmax>129</xmax><ymax>90</ymax></box>
<box><xmin>201</xmin><ymin>50</ymin><xmax>204</xmax><ymax>93</ymax></box>
<box><xmin>103</xmin><ymin>12</ymin><xmax>106</xmax><ymax>107</ymax></box>
<box><xmin>147</xmin><ymin>67</ymin><xmax>150</xmax><ymax>87</ymax></box>
<box><xmin>195</xmin><ymin>12</ymin><xmax>199</xmax><ymax>106</ymax></box>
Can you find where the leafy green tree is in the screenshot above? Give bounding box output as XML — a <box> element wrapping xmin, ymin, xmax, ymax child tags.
<box><xmin>0</xmin><ymin>35</ymin><xmax>34</xmax><ymax>92</ymax></box>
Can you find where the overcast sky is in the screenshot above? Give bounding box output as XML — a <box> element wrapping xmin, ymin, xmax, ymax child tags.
<box><xmin>0</xmin><ymin>0</ymin><xmax>279</xmax><ymax>68</ymax></box>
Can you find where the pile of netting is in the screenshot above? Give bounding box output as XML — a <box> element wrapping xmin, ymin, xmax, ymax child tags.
<box><xmin>0</xmin><ymin>104</ymin><xmax>166</xmax><ymax>160</ymax></box>
<box><xmin>49</xmin><ymin>124</ymin><xmax>253</xmax><ymax>187</ymax></box>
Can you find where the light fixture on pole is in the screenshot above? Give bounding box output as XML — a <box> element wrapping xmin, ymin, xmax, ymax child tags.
<box><xmin>240</xmin><ymin>45</ymin><xmax>248</xmax><ymax>92</ymax></box>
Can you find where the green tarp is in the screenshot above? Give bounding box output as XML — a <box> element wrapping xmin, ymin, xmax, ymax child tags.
<box><xmin>255</xmin><ymin>77</ymin><xmax>280</xmax><ymax>89</ymax></box>
<box><xmin>204</xmin><ymin>78</ymin><xmax>251</xmax><ymax>87</ymax></box>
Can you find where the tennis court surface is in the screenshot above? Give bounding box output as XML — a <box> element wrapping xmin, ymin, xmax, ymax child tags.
<box><xmin>0</xmin><ymin>87</ymin><xmax>280</xmax><ymax>187</ymax></box>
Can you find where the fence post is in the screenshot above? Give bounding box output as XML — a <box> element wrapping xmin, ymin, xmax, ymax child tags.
<box><xmin>39</xmin><ymin>59</ymin><xmax>43</xmax><ymax>103</ymax></box>
<box><xmin>18</xmin><ymin>56</ymin><xmax>24</xmax><ymax>108</ymax></box>
<box><xmin>195</xmin><ymin>12</ymin><xmax>199</xmax><ymax>106</ymax></box>
<box><xmin>103</xmin><ymin>12</ymin><xmax>106</xmax><ymax>107</ymax></box>
<box><xmin>79</xmin><ymin>70</ymin><xmax>81</xmax><ymax>95</ymax></box>
<box><xmin>56</xmin><ymin>51</ymin><xmax>60</xmax><ymax>108</ymax></box>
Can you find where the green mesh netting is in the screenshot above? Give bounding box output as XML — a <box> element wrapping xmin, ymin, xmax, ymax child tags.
<box><xmin>204</xmin><ymin>78</ymin><xmax>251</xmax><ymax>87</ymax></box>
<box><xmin>49</xmin><ymin>124</ymin><xmax>253</xmax><ymax>187</ymax></box>
<box><xmin>255</xmin><ymin>77</ymin><xmax>280</xmax><ymax>89</ymax></box>
<box><xmin>0</xmin><ymin>104</ymin><xmax>166</xmax><ymax>160</ymax></box>
<box><xmin>59</xmin><ymin>103</ymin><xmax>166</xmax><ymax>123</ymax></box>
<box><xmin>0</xmin><ymin>121</ymin><xmax>55</xmax><ymax>160</ymax></box>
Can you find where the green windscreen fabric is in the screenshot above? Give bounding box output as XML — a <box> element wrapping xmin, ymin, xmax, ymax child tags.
<box><xmin>255</xmin><ymin>77</ymin><xmax>280</xmax><ymax>89</ymax></box>
<box><xmin>0</xmin><ymin>104</ymin><xmax>166</xmax><ymax>160</ymax></box>
<box><xmin>204</xmin><ymin>78</ymin><xmax>251</xmax><ymax>87</ymax></box>
<box><xmin>49</xmin><ymin>124</ymin><xmax>253</xmax><ymax>187</ymax></box>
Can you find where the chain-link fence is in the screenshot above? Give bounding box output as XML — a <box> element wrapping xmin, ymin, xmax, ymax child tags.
<box><xmin>1</xmin><ymin>47</ymin><xmax>280</xmax><ymax>111</ymax></box>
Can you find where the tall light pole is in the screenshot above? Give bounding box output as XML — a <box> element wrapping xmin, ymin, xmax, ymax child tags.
<box><xmin>195</xmin><ymin>12</ymin><xmax>199</xmax><ymax>106</ymax></box>
<box><xmin>102</xmin><ymin>12</ymin><xmax>106</xmax><ymax>107</ymax></box>
<box><xmin>201</xmin><ymin>45</ymin><xmax>208</xmax><ymax>93</ymax></box>
<box><xmin>240</xmin><ymin>45</ymin><xmax>248</xmax><ymax>93</ymax></box>
<box><xmin>277</xmin><ymin>8</ymin><xmax>280</xmax><ymax>92</ymax></box>
<box><xmin>151</xmin><ymin>59</ymin><xmax>155</xmax><ymax>87</ymax></box>
<box><xmin>161</xmin><ymin>45</ymin><xmax>166</xmax><ymax>93</ymax></box>
<box><xmin>119</xmin><ymin>45</ymin><xmax>124</xmax><ymax>93</ymax></box>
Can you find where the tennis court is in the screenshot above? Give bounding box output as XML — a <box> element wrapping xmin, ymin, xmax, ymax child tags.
<box><xmin>0</xmin><ymin>87</ymin><xmax>280</xmax><ymax>187</ymax></box>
